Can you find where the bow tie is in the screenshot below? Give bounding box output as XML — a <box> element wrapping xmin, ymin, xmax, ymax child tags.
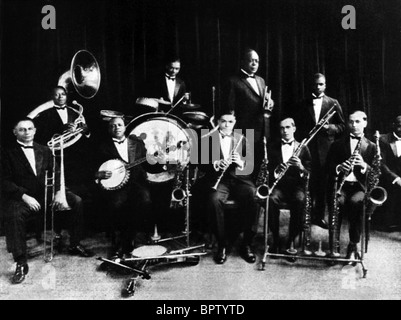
<box><xmin>220</xmin><ymin>132</ymin><xmax>233</xmax><ymax>139</ymax></box>
<box><xmin>312</xmin><ymin>95</ymin><xmax>323</xmax><ymax>100</ymax></box>
<box><xmin>113</xmin><ymin>139</ymin><xmax>126</xmax><ymax>144</ymax></box>
<box><xmin>55</xmin><ymin>105</ymin><xmax>67</xmax><ymax>110</ymax></box>
<box><xmin>166</xmin><ymin>75</ymin><xmax>176</xmax><ymax>81</ymax></box>
<box><xmin>247</xmin><ymin>75</ymin><xmax>255</xmax><ymax>79</ymax></box>
<box><xmin>282</xmin><ymin>140</ymin><xmax>294</xmax><ymax>145</ymax></box>
<box><xmin>20</xmin><ymin>144</ymin><xmax>33</xmax><ymax>149</ymax></box>
<box><xmin>350</xmin><ymin>135</ymin><xmax>361</xmax><ymax>141</ymax></box>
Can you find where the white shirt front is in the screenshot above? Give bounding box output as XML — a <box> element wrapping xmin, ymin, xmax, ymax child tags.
<box><xmin>281</xmin><ymin>140</ymin><xmax>295</xmax><ymax>164</ymax></box>
<box><xmin>394</xmin><ymin>133</ymin><xmax>401</xmax><ymax>158</ymax></box>
<box><xmin>55</xmin><ymin>106</ymin><xmax>69</xmax><ymax>125</ymax></box>
<box><xmin>113</xmin><ymin>138</ymin><xmax>129</xmax><ymax>163</ymax></box>
<box><xmin>165</xmin><ymin>75</ymin><xmax>176</xmax><ymax>102</ymax></box>
<box><xmin>18</xmin><ymin>142</ymin><xmax>37</xmax><ymax>176</ymax></box>
<box><xmin>241</xmin><ymin>69</ymin><xmax>260</xmax><ymax>96</ymax></box>
<box><xmin>312</xmin><ymin>94</ymin><xmax>324</xmax><ymax>124</ymax></box>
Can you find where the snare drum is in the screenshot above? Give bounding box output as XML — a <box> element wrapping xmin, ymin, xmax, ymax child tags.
<box><xmin>126</xmin><ymin>113</ymin><xmax>193</xmax><ymax>183</ymax></box>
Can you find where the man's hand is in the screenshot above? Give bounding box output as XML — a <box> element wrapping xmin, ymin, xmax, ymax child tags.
<box><xmin>339</xmin><ymin>159</ymin><xmax>352</xmax><ymax>173</ymax></box>
<box><xmin>217</xmin><ymin>159</ymin><xmax>230</xmax><ymax>171</ymax></box>
<box><xmin>95</xmin><ymin>170</ymin><xmax>112</xmax><ymax>180</ymax></box>
<box><xmin>352</xmin><ymin>154</ymin><xmax>366</xmax><ymax>170</ymax></box>
<box><xmin>395</xmin><ymin>179</ymin><xmax>401</xmax><ymax>187</ymax></box>
<box><xmin>287</xmin><ymin>156</ymin><xmax>304</xmax><ymax>171</ymax></box>
<box><xmin>230</xmin><ymin>152</ymin><xmax>244</xmax><ymax>168</ymax></box>
<box><xmin>22</xmin><ymin>194</ymin><xmax>41</xmax><ymax>212</ymax></box>
<box><xmin>52</xmin><ymin>191</ymin><xmax>71</xmax><ymax>211</ymax></box>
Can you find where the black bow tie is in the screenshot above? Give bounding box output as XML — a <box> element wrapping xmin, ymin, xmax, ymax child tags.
<box><xmin>20</xmin><ymin>145</ymin><xmax>33</xmax><ymax>149</ymax></box>
<box><xmin>55</xmin><ymin>106</ymin><xmax>67</xmax><ymax>110</ymax></box>
<box><xmin>282</xmin><ymin>140</ymin><xmax>294</xmax><ymax>145</ymax></box>
<box><xmin>247</xmin><ymin>75</ymin><xmax>255</xmax><ymax>79</ymax></box>
<box><xmin>114</xmin><ymin>139</ymin><xmax>126</xmax><ymax>144</ymax></box>
<box><xmin>166</xmin><ymin>75</ymin><xmax>176</xmax><ymax>81</ymax></box>
<box><xmin>350</xmin><ymin>135</ymin><xmax>361</xmax><ymax>140</ymax></box>
<box><xmin>220</xmin><ymin>133</ymin><xmax>233</xmax><ymax>139</ymax></box>
<box><xmin>312</xmin><ymin>96</ymin><xmax>323</xmax><ymax>100</ymax></box>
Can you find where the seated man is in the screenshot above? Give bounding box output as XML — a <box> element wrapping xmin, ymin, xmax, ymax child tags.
<box><xmin>203</xmin><ymin>110</ymin><xmax>257</xmax><ymax>264</ymax></box>
<box><xmin>267</xmin><ymin>118</ymin><xmax>312</xmax><ymax>256</ymax></box>
<box><xmin>326</xmin><ymin>111</ymin><xmax>376</xmax><ymax>261</ymax></box>
<box><xmin>94</xmin><ymin>117</ymin><xmax>153</xmax><ymax>258</ymax></box>
<box><xmin>2</xmin><ymin>118</ymin><xmax>93</xmax><ymax>285</ymax></box>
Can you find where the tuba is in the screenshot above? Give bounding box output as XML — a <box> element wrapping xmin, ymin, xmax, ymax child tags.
<box><xmin>27</xmin><ymin>50</ymin><xmax>101</xmax><ymax>149</ymax></box>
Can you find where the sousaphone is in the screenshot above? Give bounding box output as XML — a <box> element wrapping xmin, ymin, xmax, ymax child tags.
<box><xmin>27</xmin><ymin>50</ymin><xmax>101</xmax><ymax>149</ymax></box>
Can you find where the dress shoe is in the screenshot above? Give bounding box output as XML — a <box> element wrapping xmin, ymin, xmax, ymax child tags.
<box><xmin>12</xmin><ymin>263</ymin><xmax>29</xmax><ymax>284</ymax></box>
<box><xmin>241</xmin><ymin>245</ymin><xmax>256</xmax><ymax>263</ymax></box>
<box><xmin>68</xmin><ymin>245</ymin><xmax>94</xmax><ymax>258</ymax></box>
<box><xmin>345</xmin><ymin>243</ymin><xmax>358</xmax><ymax>266</ymax></box>
<box><xmin>312</xmin><ymin>219</ymin><xmax>329</xmax><ymax>229</ymax></box>
<box><xmin>214</xmin><ymin>247</ymin><xmax>227</xmax><ymax>264</ymax></box>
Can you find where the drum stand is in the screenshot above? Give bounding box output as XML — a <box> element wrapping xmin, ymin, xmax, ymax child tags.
<box><xmin>97</xmin><ymin>165</ymin><xmax>206</xmax><ymax>297</ymax></box>
<box><xmin>259</xmin><ymin>195</ymin><xmax>368</xmax><ymax>278</ymax></box>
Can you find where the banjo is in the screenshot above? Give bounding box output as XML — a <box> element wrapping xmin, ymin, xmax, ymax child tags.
<box><xmin>97</xmin><ymin>144</ymin><xmax>182</xmax><ymax>190</ymax></box>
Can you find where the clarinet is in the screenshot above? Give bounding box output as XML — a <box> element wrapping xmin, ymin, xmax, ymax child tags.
<box><xmin>211</xmin><ymin>135</ymin><xmax>244</xmax><ymax>191</ymax></box>
<box><xmin>301</xmin><ymin>172</ymin><xmax>313</xmax><ymax>255</ymax></box>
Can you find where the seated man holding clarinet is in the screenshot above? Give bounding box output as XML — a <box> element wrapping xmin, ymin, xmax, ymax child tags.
<box><xmin>202</xmin><ymin>110</ymin><xmax>257</xmax><ymax>265</ymax></box>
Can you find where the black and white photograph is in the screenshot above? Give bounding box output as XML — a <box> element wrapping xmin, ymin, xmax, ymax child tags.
<box><xmin>1</xmin><ymin>0</ymin><xmax>401</xmax><ymax>303</ymax></box>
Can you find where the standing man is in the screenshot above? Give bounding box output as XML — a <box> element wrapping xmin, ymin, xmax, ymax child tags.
<box><xmin>95</xmin><ymin>117</ymin><xmax>154</xmax><ymax>258</ymax></box>
<box><xmin>378</xmin><ymin>115</ymin><xmax>401</xmax><ymax>231</ymax></box>
<box><xmin>2</xmin><ymin>118</ymin><xmax>93</xmax><ymax>284</ymax></box>
<box><xmin>223</xmin><ymin>48</ymin><xmax>274</xmax><ymax>179</ymax></box>
<box><xmin>203</xmin><ymin>110</ymin><xmax>257</xmax><ymax>265</ymax></box>
<box><xmin>267</xmin><ymin>118</ymin><xmax>312</xmax><ymax>255</ymax></box>
<box><xmin>295</xmin><ymin>73</ymin><xmax>346</xmax><ymax>229</ymax></box>
<box><xmin>326</xmin><ymin>111</ymin><xmax>376</xmax><ymax>260</ymax></box>
<box><xmin>146</xmin><ymin>56</ymin><xmax>187</xmax><ymax>113</ymax></box>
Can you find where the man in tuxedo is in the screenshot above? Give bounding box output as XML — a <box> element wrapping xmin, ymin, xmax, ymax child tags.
<box><xmin>2</xmin><ymin>118</ymin><xmax>93</xmax><ymax>284</ymax></box>
<box><xmin>95</xmin><ymin>117</ymin><xmax>153</xmax><ymax>258</ymax></box>
<box><xmin>377</xmin><ymin>115</ymin><xmax>401</xmax><ymax>231</ymax></box>
<box><xmin>203</xmin><ymin>110</ymin><xmax>257</xmax><ymax>264</ymax></box>
<box><xmin>267</xmin><ymin>118</ymin><xmax>312</xmax><ymax>256</ymax></box>
<box><xmin>32</xmin><ymin>86</ymin><xmax>90</xmax><ymax>190</ymax></box>
<box><xmin>146</xmin><ymin>56</ymin><xmax>187</xmax><ymax>113</ymax></box>
<box><xmin>294</xmin><ymin>73</ymin><xmax>346</xmax><ymax>229</ymax></box>
<box><xmin>326</xmin><ymin>111</ymin><xmax>376</xmax><ymax>261</ymax></box>
<box><xmin>223</xmin><ymin>48</ymin><xmax>274</xmax><ymax>181</ymax></box>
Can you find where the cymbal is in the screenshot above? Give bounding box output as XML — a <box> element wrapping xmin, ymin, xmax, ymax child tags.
<box><xmin>182</xmin><ymin>111</ymin><xmax>209</xmax><ymax>122</ymax></box>
<box><xmin>187</xmin><ymin>123</ymin><xmax>208</xmax><ymax>130</ymax></box>
<box><xmin>153</xmin><ymin>98</ymin><xmax>171</xmax><ymax>105</ymax></box>
<box><xmin>180</xmin><ymin>103</ymin><xmax>202</xmax><ymax>110</ymax></box>
<box><xmin>100</xmin><ymin>109</ymin><xmax>124</xmax><ymax>121</ymax></box>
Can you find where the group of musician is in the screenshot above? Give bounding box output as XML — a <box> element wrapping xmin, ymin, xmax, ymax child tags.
<box><xmin>2</xmin><ymin>48</ymin><xmax>401</xmax><ymax>285</ymax></box>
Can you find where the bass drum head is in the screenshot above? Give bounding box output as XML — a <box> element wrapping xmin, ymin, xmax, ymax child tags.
<box><xmin>126</xmin><ymin>113</ymin><xmax>192</xmax><ymax>183</ymax></box>
<box><xmin>131</xmin><ymin>245</ymin><xmax>167</xmax><ymax>257</ymax></box>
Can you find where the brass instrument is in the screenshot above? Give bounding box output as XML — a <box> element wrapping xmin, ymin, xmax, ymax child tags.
<box><xmin>270</xmin><ymin>105</ymin><xmax>337</xmax><ymax>195</ymax></box>
<box><xmin>263</xmin><ymin>86</ymin><xmax>274</xmax><ymax>115</ymax></box>
<box><xmin>28</xmin><ymin>50</ymin><xmax>101</xmax><ymax>149</ymax></box>
<box><xmin>255</xmin><ymin>137</ymin><xmax>270</xmax><ymax>200</ymax></box>
<box><xmin>170</xmin><ymin>161</ymin><xmax>186</xmax><ymax>209</ymax></box>
<box><xmin>43</xmin><ymin>138</ymin><xmax>71</xmax><ymax>262</ymax></box>
<box><xmin>365</xmin><ymin>131</ymin><xmax>387</xmax><ymax>252</ymax></box>
<box><xmin>336</xmin><ymin>137</ymin><xmax>363</xmax><ymax>195</ymax></box>
<box><xmin>301</xmin><ymin>172</ymin><xmax>312</xmax><ymax>255</ymax></box>
<box><xmin>211</xmin><ymin>135</ymin><xmax>244</xmax><ymax>190</ymax></box>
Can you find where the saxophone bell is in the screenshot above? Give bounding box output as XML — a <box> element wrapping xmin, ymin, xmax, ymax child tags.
<box><xmin>368</xmin><ymin>186</ymin><xmax>387</xmax><ymax>206</ymax></box>
<box><xmin>171</xmin><ymin>187</ymin><xmax>187</xmax><ymax>203</ymax></box>
<box><xmin>255</xmin><ymin>184</ymin><xmax>269</xmax><ymax>200</ymax></box>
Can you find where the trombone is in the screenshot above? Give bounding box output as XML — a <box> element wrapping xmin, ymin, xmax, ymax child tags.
<box><xmin>43</xmin><ymin>137</ymin><xmax>71</xmax><ymax>262</ymax></box>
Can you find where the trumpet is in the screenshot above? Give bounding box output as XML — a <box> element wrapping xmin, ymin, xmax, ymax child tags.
<box><xmin>211</xmin><ymin>135</ymin><xmax>244</xmax><ymax>190</ymax></box>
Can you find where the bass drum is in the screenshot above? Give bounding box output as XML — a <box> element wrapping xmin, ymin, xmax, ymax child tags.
<box><xmin>126</xmin><ymin>113</ymin><xmax>193</xmax><ymax>183</ymax></box>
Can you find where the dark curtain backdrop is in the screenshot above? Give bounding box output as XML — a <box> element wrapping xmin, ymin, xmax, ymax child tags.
<box><xmin>1</xmin><ymin>0</ymin><xmax>401</xmax><ymax>143</ymax></box>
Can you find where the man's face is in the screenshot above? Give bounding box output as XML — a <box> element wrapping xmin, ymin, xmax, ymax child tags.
<box><xmin>109</xmin><ymin>118</ymin><xmax>126</xmax><ymax>139</ymax></box>
<box><xmin>393</xmin><ymin>116</ymin><xmax>401</xmax><ymax>137</ymax></box>
<box><xmin>166</xmin><ymin>61</ymin><xmax>181</xmax><ymax>78</ymax></box>
<box><xmin>52</xmin><ymin>87</ymin><xmax>67</xmax><ymax>106</ymax></box>
<box><xmin>241</xmin><ymin>51</ymin><xmax>259</xmax><ymax>75</ymax></box>
<box><xmin>312</xmin><ymin>76</ymin><xmax>326</xmax><ymax>96</ymax></box>
<box><xmin>218</xmin><ymin>114</ymin><xmax>236</xmax><ymax>135</ymax></box>
<box><xmin>280</xmin><ymin>119</ymin><xmax>296</xmax><ymax>142</ymax></box>
<box><xmin>348</xmin><ymin>113</ymin><xmax>367</xmax><ymax>137</ymax></box>
<box><xmin>14</xmin><ymin>120</ymin><xmax>36</xmax><ymax>144</ymax></box>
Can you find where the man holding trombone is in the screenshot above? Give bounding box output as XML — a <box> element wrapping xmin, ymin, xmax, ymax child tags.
<box><xmin>2</xmin><ymin>118</ymin><xmax>93</xmax><ymax>284</ymax></box>
<box><xmin>203</xmin><ymin>110</ymin><xmax>257</xmax><ymax>265</ymax></box>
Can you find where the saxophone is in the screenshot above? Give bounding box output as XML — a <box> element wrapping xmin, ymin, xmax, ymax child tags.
<box><xmin>255</xmin><ymin>137</ymin><xmax>269</xmax><ymax>200</ymax></box>
<box><xmin>170</xmin><ymin>161</ymin><xmax>186</xmax><ymax>209</ymax></box>
<box><xmin>301</xmin><ymin>172</ymin><xmax>312</xmax><ymax>255</ymax></box>
<box><xmin>329</xmin><ymin>175</ymin><xmax>341</xmax><ymax>258</ymax></box>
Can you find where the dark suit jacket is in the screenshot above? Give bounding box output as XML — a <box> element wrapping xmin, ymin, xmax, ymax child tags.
<box><xmin>326</xmin><ymin>136</ymin><xmax>376</xmax><ymax>191</ymax></box>
<box><xmin>380</xmin><ymin>132</ymin><xmax>401</xmax><ymax>186</ymax></box>
<box><xmin>96</xmin><ymin>135</ymin><xmax>151</xmax><ymax>185</ymax></box>
<box><xmin>146</xmin><ymin>75</ymin><xmax>187</xmax><ymax>112</ymax></box>
<box><xmin>2</xmin><ymin>141</ymin><xmax>56</xmax><ymax>205</ymax></box>
<box><xmin>295</xmin><ymin>95</ymin><xmax>346</xmax><ymax>166</ymax></box>
<box><xmin>201</xmin><ymin>131</ymin><xmax>255</xmax><ymax>188</ymax></box>
<box><xmin>223</xmin><ymin>72</ymin><xmax>268</xmax><ymax>143</ymax></box>
<box><xmin>267</xmin><ymin>140</ymin><xmax>312</xmax><ymax>187</ymax></box>
<box><xmin>33</xmin><ymin>106</ymin><xmax>82</xmax><ymax>145</ymax></box>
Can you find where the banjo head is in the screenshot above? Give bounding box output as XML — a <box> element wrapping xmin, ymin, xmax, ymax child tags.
<box><xmin>98</xmin><ymin>159</ymin><xmax>130</xmax><ymax>190</ymax></box>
